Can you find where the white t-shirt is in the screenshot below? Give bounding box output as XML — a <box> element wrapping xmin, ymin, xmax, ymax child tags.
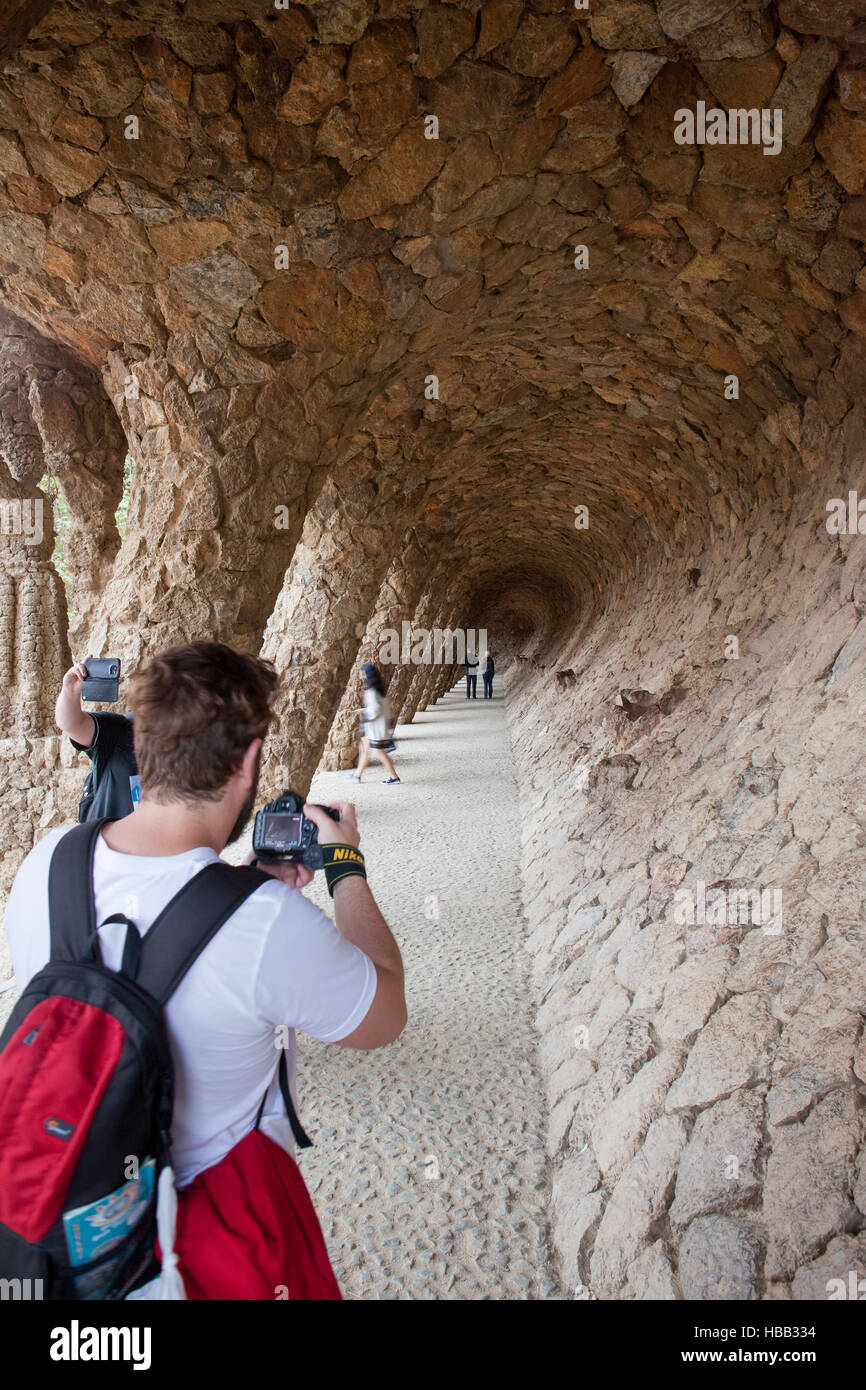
<box><xmin>362</xmin><ymin>688</ymin><xmax>391</xmax><ymax>742</ymax></box>
<box><xmin>5</xmin><ymin>826</ymin><xmax>377</xmax><ymax>1189</ymax></box>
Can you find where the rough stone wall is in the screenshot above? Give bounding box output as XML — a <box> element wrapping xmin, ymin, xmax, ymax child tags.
<box><xmin>0</xmin><ymin>315</ymin><xmax>124</xmax><ymax>651</ymax></box>
<box><xmin>261</xmin><ymin>437</ymin><xmax>427</xmax><ymax>796</ymax></box>
<box><xmin>506</xmin><ymin>421</ymin><xmax>866</xmax><ymax>1300</ymax></box>
<box><xmin>0</xmin><ymin>0</ymin><xmax>863</xmax><ymax>1297</ymax></box>
<box><xmin>0</xmin><ymin>316</ymin><xmax>122</xmax><ymax>944</ymax></box>
<box><xmin>320</xmin><ymin>526</ymin><xmax>432</xmax><ymax>769</ymax></box>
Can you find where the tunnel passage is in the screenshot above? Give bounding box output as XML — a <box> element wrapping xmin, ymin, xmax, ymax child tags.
<box><xmin>0</xmin><ymin>0</ymin><xmax>865</xmax><ymax>1300</ymax></box>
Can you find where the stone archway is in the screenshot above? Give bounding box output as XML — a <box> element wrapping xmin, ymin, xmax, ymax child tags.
<box><xmin>0</xmin><ymin>0</ymin><xmax>864</xmax><ymax>1303</ymax></box>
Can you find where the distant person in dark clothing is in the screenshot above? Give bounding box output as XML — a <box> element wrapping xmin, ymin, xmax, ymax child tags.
<box><xmin>55</xmin><ymin>658</ymin><xmax>139</xmax><ymax>821</ymax></box>
<box><xmin>482</xmin><ymin>652</ymin><xmax>495</xmax><ymax>699</ymax></box>
<box><xmin>465</xmin><ymin>650</ymin><xmax>479</xmax><ymax>699</ymax></box>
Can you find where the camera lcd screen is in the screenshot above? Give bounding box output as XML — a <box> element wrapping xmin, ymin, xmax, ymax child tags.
<box><xmin>261</xmin><ymin>812</ymin><xmax>304</xmax><ymax>850</ymax></box>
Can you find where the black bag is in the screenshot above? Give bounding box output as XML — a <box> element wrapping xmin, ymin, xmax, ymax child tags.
<box><xmin>0</xmin><ymin>818</ymin><xmax>310</xmax><ymax>1300</ymax></box>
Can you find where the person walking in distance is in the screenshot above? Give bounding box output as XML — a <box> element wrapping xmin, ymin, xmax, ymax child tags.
<box><xmin>465</xmin><ymin>648</ymin><xmax>479</xmax><ymax>699</ymax></box>
<box><xmin>482</xmin><ymin>651</ymin><xmax>495</xmax><ymax>699</ymax></box>
<box><xmin>347</xmin><ymin>662</ymin><xmax>400</xmax><ymax>785</ymax></box>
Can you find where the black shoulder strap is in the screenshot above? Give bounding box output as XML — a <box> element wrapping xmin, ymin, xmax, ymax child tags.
<box><xmin>49</xmin><ymin>831</ymin><xmax>313</xmax><ymax>1148</ymax></box>
<box><xmin>255</xmin><ymin>1050</ymin><xmax>313</xmax><ymax>1150</ymax></box>
<box><xmin>48</xmin><ymin>818</ymin><xmax>117</xmax><ymax>962</ymax></box>
<box><xmin>135</xmin><ymin>861</ymin><xmax>271</xmax><ymax>1006</ymax></box>
<box><xmin>139</xmin><ymin>859</ymin><xmax>313</xmax><ymax>1149</ymax></box>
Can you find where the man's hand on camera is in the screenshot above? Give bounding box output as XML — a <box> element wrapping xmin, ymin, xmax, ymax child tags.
<box><xmin>303</xmin><ymin>800</ymin><xmax>361</xmax><ymax>850</ymax></box>
<box><xmin>243</xmin><ymin>848</ymin><xmax>314</xmax><ymax>890</ymax></box>
<box><xmin>263</xmin><ymin>861</ymin><xmax>315</xmax><ymax>890</ymax></box>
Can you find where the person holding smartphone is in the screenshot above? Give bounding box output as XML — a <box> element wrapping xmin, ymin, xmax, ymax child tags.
<box><xmin>55</xmin><ymin>656</ymin><xmax>140</xmax><ymax>822</ymax></box>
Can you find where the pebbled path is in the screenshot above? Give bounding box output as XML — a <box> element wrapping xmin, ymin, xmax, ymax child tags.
<box><xmin>293</xmin><ymin>682</ymin><xmax>560</xmax><ymax>1300</ymax></box>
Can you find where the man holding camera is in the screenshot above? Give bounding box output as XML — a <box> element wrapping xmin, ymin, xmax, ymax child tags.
<box><xmin>55</xmin><ymin>657</ymin><xmax>139</xmax><ymax>821</ymax></box>
<box><xmin>9</xmin><ymin>641</ymin><xmax>406</xmax><ymax>1299</ymax></box>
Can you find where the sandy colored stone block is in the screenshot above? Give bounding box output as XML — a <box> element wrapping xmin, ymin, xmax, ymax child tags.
<box><xmin>666</xmin><ymin>994</ymin><xmax>779</xmax><ymax>1110</ymax></box>
<box><xmin>678</xmin><ymin>1215</ymin><xmax>763</xmax><ymax>1299</ymax></box>
<box><xmin>670</xmin><ymin>1091</ymin><xmax>763</xmax><ymax>1228</ymax></box>
<box><xmin>612</xmin><ymin>51</ymin><xmax>667</xmax><ymax>108</ymax></box>
<box><xmin>590</xmin><ymin>1114</ymin><xmax>688</xmax><ymax>1296</ymax></box>
<box><xmin>764</xmin><ymin>1091</ymin><xmax>860</xmax><ymax>1280</ymax></box>
<box><xmin>624</xmin><ymin>1240</ymin><xmax>678</xmax><ymax>1299</ymax></box>
<box><xmin>592</xmin><ymin>1047</ymin><xmax>686</xmax><ymax>1184</ymax></box>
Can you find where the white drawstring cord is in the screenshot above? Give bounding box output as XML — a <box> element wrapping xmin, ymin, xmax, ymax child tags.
<box><xmin>126</xmin><ymin>1165</ymin><xmax>186</xmax><ymax>1301</ymax></box>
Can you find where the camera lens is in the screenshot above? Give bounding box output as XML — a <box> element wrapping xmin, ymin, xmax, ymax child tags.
<box><xmin>109</xmin><ymin>663</ymin><xmax>118</xmax><ymax>676</ymax></box>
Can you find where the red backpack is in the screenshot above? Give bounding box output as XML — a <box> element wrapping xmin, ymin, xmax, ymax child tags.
<box><xmin>0</xmin><ymin>818</ymin><xmax>312</xmax><ymax>1300</ymax></box>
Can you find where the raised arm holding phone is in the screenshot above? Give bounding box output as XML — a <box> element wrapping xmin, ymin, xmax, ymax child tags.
<box><xmin>55</xmin><ymin>655</ymin><xmax>139</xmax><ymax>820</ymax></box>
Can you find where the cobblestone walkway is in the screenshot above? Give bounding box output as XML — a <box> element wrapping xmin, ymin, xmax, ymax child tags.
<box><xmin>297</xmin><ymin>684</ymin><xmax>561</xmax><ymax>1300</ymax></box>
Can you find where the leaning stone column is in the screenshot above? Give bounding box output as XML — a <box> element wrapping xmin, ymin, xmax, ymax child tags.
<box><xmin>399</xmin><ymin>611</ymin><xmax>448</xmax><ymax>722</ymax></box>
<box><xmin>407</xmin><ymin>646</ymin><xmax>446</xmax><ymax>717</ymax></box>
<box><xmin>319</xmin><ymin>528</ymin><xmax>432</xmax><ymax>772</ymax></box>
<box><xmin>431</xmin><ymin>659</ymin><xmax>458</xmax><ymax>703</ymax></box>
<box><xmin>260</xmin><ymin>455</ymin><xmax>423</xmax><ymax>798</ymax></box>
<box><xmin>414</xmin><ymin>606</ymin><xmax>459</xmax><ymax>713</ymax></box>
<box><xmin>84</xmin><ymin>352</ymin><xmax>316</xmax><ymax>668</ymax></box>
<box><xmin>387</xmin><ymin>660</ymin><xmax>418</xmax><ymax>726</ymax></box>
<box><xmin>400</xmin><ymin>585</ymin><xmax>466</xmax><ymax>723</ymax></box>
<box><xmin>0</xmin><ymin>416</ymin><xmax>82</xmax><ymax>904</ymax></box>
<box><xmin>0</xmin><ymin>413</ymin><xmax>69</xmax><ymax>738</ymax></box>
<box><xmin>387</xmin><ymin>588</ymin><xmax>436</xmax><ymax>724</ymax></box>
<box><xmin>410</xmin><ymin>615</ymin><xmax>446</xmax><ymax>715</ymax></box>
<box><xmin>28</xmin><ymin>376</ymin><xmax>126</xmax><ymax>645</ymax></box>
<box><xmin>402</xmin><ymin>664</ymin><xmax>430</xmax><ymax>723</ymax></box>
<box><xmin>0</xmin><ymin>315</ymin><xmax>127</xmax><ymax>648</ymax></box>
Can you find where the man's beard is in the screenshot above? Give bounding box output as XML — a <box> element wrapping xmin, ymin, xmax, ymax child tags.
<box><xmin>225</xmin><ymin>754</ymin><xmax>261</xmax><ymax>847</ymax></box>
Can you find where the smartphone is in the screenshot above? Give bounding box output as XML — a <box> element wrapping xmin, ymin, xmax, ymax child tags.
<box><xmin>82</xmin><ymin>657</ymin><xmax>121</xmax><ymax>703</ymax></box>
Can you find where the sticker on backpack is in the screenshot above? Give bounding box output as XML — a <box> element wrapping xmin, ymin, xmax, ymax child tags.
<box><xmin>63</xmin><ymin>1157</ymin><xmax>156</xmax><ymax>1299</ymax></box>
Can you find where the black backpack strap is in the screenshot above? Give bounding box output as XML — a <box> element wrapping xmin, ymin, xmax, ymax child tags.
<box><xmin>50</xmin><ymin>836</ymin><xmax>314</xmax><ymax>1148</ymax></box>
<box><xmin>255</xmin><ymin>1049</ymin><xmax>313</xmax><ymax>1150</ymax></box>
<box><xmin>94</xmin><ymin>914</ymin><xmax>143</xmax><ymax>979</ymax></box>
<box><xmin>139</xmin><ymin>860</ymin><xmax>314</xmax><ymax>1148</ymax></box>
<box><xmin>135</xmin><ymin>860</ymin><xmax>271</xmax><ymax>1005</ymax></box>
<box><xmin>48</xmin><ymin>817</ymin><xmax>117</xmax><ymax>962</ymax></box>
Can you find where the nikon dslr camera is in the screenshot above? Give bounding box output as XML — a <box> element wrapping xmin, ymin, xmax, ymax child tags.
<box><xmin>252</xmin><ymin>790</ymin><xmax>340</xmax><ymax>870</ymax></box>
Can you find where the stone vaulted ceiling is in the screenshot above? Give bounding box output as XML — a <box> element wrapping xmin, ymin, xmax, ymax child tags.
<box><xmin>1</xmin><ymin>2</ymin><xmax>866</xmax><ymax>1305</ymax></box>
<box><xmin>0</xmin><ymin>0</ymin><xmax>863</xmax><ymax>652</ymax></box>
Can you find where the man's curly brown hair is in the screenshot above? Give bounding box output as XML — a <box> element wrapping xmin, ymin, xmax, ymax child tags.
<box><xmin>128</xmin><ymin>641</ymin><xmax>279</xmax><ymax>802</ymax></box>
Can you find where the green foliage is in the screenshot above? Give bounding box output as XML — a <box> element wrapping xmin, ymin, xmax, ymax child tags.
<box><xmin>115</xmin><ymin>454</ymin><xmax>134</xmax><ymax>539</ymax></box>
<box><xmin>40</xmin><ymin>474</ymin><xmax>74</xmax><ymax>626</ymax></box>
<box><xmin>39</xmin><ymin>454</ymin><xmax>134</xmax><ymax>628</ymax></box>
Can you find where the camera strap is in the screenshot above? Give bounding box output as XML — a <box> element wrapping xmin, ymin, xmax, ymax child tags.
<box><xmin>255</xmin><ymin>1051</ymin><xmax>312</xmax><ymax>1150</ymax></box>
<box><xmin>321</xmin><ymin>843</ymin><xmax>367</xmax><ymax>897</ymax></box>
<box><xmin>135</xmin><ymin>862</ymin><xmax>312</xmax><ymax>1146</ymax></box>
